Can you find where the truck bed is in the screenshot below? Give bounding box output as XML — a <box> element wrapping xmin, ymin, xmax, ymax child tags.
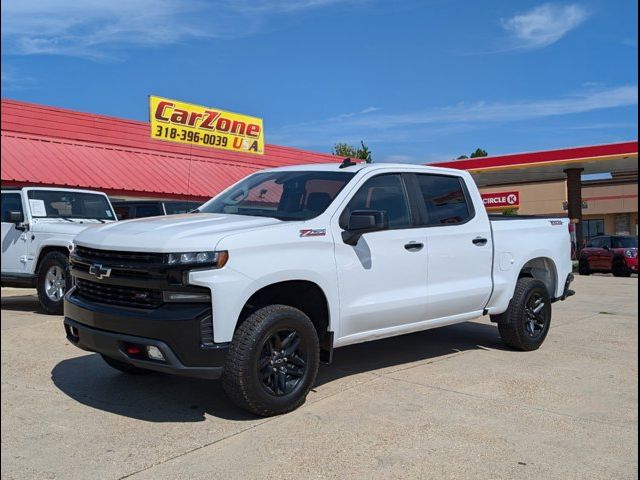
<box><xmin>486</xmin><ymin>215</ymin><xmax>573</xmax><ymax>314</ymax></box>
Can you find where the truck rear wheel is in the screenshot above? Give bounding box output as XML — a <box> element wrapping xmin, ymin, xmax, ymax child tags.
<box><xmin>36</xmin><ymin>251</ymin><xmax>71</xmax><ymax>315</ymax></box>
<box><xmin>222</xmin><ymin>305</ymin><xmax>320</xmax><ymax>417</ymax></box>
<box><xmin>494</xmin><ymin>277</ymin><xmax>551</xmax><ymax>351</ymax></box>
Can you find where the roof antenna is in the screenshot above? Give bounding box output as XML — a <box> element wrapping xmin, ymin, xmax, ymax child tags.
<box><xmin>339</xmin><ymin>157</ymin><xmax>358</xmax><ymax>169</ymax></box>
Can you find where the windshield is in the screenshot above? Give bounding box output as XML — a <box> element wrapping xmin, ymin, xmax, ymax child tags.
<box><xmin>612</xmin><ymin>237</ymin><xmax>638</xmax><ymax>248</ymax></box>
<box><xmin>27</xmin><ymin>190</ymin><xmax>115</xmax><ymax>220</ymax></box>
<box><xmin>200</xmin><ymin>171</ymin><xmax>356</xmax><ymax>221</ymax></box>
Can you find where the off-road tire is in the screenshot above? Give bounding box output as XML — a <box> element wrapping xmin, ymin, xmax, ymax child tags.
<box><xmin>494</xmin><ymin>277</ymin><xmax>552</xmax><ymax>351</ymax></box>
<box><xmin>36</xmin><ymin>251</ymin><xmax>71</xmax><ymax>315</ymax></box>
<box><xmin>101</xmin><ymin>354</ymin><xmax>153</xmax><ymax>374</ymax></box>
<box><xmin>222</xmin><ymin>304</ymin><xmax>320</xmax><ymax>417</ymax></box>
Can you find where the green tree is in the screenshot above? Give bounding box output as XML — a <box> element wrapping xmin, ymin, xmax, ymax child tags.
<box><xmin>470</xmin><ymin>148</ymin><xmax>488</xmax><ymax>158</ymax></box>
<box><xmin>332</xmin><ymin>141</ymin><xmax>373</xmax><ymax>163</ymax></box>
<box><xmin>456</xmin><ymin>148</ymin><xmax>488</xmax><ymax>160</ymax></box>
<box><xmin>332</xmin><ymin>142</ymin><xmax>357</xmax><ymax>158</ymax></box>
<box><xmin>501</xmin><ymin>207</ymin><xmax>519</xmax><ymax>216</ymax></box>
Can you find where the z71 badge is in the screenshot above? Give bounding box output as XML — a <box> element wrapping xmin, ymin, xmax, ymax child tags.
<box><xmin>299</xmin><ymin>229</ymin><xmax>326</xmax><ymax>237</ymax></box>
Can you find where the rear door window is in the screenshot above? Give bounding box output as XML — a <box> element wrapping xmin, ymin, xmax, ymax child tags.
<box><xmin>415</xmin><ymin>174</ymin><xmax>473</xmax><ymax>226</ymax></box>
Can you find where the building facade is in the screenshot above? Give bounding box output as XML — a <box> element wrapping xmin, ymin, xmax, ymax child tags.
<box><xmin>480</xmin><ymin>179</ymin><xmax>638</xmax><ymax>239</ymax></box>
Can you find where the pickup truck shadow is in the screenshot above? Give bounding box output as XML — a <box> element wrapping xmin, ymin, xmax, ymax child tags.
<box><xmin>316</xmin><ymin>321</ymin><xmax>505</xmax><ymax>387</ymax></box>
<box><xmin>51</xmin><ymin>321</ymin><xmax>504</xmax><ymax>423</ymax></box>
<box><xmin>0</xmin><ymin>294</ymin><xmax>42</xmax><ymax>313</ymax></box>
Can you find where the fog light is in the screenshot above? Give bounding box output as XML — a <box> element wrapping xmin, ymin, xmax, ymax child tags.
<box><xmin>126</xmin><ymin>345</ymin><xmax>143</xmax><ymax>356</ymax></box>
<box><xmin>146</xmin><ymin>345</ymin><xmax>165</xmax><ymax>361</ymax></box>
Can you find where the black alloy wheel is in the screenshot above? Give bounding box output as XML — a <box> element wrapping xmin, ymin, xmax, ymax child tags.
<box><xmin>523</xmin><ymin>291</ymin><xmax>548</xmax><ymax>339</ymax></box>
<box><xmin>495</xmin><ymin>277</ymin><xmax>552</xmax><ymax>351</ymax></box>
<box><xmin>258</xmin><ymin>329</ymin><xmax>307</xmax><ymax>396</ymax></box>
<box><xmin>222</xmin><ymin>304</ymin><xmax>320</xmax><ymax>416</ymax></box>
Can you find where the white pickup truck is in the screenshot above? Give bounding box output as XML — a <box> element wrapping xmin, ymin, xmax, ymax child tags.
<box><xmin>64</xmin><ymin>161</ymin><xmax>574</xmax><ymax>416</ymax></box>
<box><xmin>1</xmin><ymin>187</ymin><xmax>117</xmax><ymax>314</ymax></box>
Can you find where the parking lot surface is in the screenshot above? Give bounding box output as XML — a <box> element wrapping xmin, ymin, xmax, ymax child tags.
<box><xmin>1</xmin><ymin>275</ymin><xmax>637</xmax><ymax>479</ymax></box>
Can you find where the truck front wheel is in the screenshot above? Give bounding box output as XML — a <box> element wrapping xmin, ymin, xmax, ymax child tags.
<box><xmin>493</xmin><ymin>277</ymin><xmax>551</xmax><ymax>351</ymax></box>
<box><xmin>36</xmin><ymin>251</ymin><xmax>71</xmax><ymax>315</ymax></box>
<box><xmin>222</xmin><ymin>305</ymin><xmax>320</xmax><ymax>416</ymax></box>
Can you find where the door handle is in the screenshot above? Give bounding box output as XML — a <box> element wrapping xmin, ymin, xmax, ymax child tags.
<box><xmin>404</xmin><ymin>242</ymin><xmax>424</xmax><ymax>251</ymax></box>
<box><xmin>472</xmin><ymin>237</ymin><xmax>488</xmax><ymax>246</ymax></box>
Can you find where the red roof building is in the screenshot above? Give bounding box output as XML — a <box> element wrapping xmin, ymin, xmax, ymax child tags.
<box><xmin>1</xmin><ymin>99</ymin><xmax>337</xmax><ymax>201</ymax></box>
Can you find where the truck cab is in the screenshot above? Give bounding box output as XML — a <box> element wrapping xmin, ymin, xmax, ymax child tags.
<box><xmin>1</xmin><ymin>187</ymin><xmax>117</xmax><ymax>313</ymax></box>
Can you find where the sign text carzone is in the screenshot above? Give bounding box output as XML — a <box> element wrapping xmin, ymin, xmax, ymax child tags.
<box><xmin>149</xmin><ymin>95</ymin><xmax>264</xmax><ymax>155</ymax></box>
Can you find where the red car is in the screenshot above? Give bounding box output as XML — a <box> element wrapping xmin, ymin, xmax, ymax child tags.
<box><xmin>578</xmin><ymin>235</ymin><xmax>638</xmax><ymax>277</ymax></box>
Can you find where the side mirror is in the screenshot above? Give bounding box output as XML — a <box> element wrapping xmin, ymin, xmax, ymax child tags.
<box><xmin>342</xmin><ymin>210</ymin><xmax>388</xmax><ymax>246</ymax></box>
<box><xmin>8</xmin><ymin>211</ymin><xmax>23</xmax><ymax>223</ymax></box>
<box><xmin>7</xmin><ymin>211</ymin><xmax>27</xmax><ymax>231</ymax></box>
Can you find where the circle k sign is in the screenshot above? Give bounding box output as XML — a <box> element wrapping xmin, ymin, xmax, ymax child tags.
<box><xmin>481</xmin><ymin>191</ymin><xmax>520</xmax><ymax>209</ymax></box>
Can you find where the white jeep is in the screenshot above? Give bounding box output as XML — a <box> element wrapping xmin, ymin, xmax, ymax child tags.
<box><xmin>1</xmin><ymin>187</ymin><xmax>117</xmax><ymax>314</ymax></box>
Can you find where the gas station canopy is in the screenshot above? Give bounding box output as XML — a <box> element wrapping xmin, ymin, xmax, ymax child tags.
<box><xmin>433</xmin><ymin>141</ymin><xmax>638</xmax><ymax>187</ymax></box>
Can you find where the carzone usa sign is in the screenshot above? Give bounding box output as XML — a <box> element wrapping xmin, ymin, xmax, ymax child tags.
<box><xmin>481</xmin><ymin>191</ymin><xmax>520</xmax><ymax>209</ymax></box>
<box><xmin>149</xmin><ymin>95</ymin><xmax>264</xmax><ymax>155</ymax></box>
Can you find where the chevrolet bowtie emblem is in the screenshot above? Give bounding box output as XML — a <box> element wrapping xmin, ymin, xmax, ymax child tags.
<box><xmin>89</xmin><ymin>263</ymin><xmax>112</xmax><ymax>279</ymax></box>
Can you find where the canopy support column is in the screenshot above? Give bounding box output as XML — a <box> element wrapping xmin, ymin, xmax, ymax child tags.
<box><xmin>564</xmin><ymin>168</ymin><xmax>584</xmax><ymax>250</ymax></box>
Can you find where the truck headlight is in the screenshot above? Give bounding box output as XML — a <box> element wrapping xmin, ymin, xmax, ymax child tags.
<box><xmin>165</xmin><ymin>250</ymin><xmax>229</xmax><ymax>267</ymax></box>
<box><xmin>624</xmin><ymin>249</ymin><xmax>637</xmax><ymax>259</ymax></box>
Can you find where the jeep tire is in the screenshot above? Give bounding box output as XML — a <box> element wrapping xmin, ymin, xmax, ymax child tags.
<box><xmin>36</xmin><ymin>251</ymin><xmax>71</xmax><ymax>315</ymax></box>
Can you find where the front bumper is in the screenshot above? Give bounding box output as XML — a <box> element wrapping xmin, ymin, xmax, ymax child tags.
<box><xmin>64</xmin><ymin>290</ymin><xmax>228</xmax><ymax>379</ymax></box>
<box><xmin>625</xmin><ymin>257</ymin><xmax>638</xmax><ymax>272</ymax></box>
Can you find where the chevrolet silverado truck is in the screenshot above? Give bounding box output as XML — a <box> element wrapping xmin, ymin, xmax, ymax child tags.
<box><xmin>1</xmin><ymin>187</ymin><xmax>117</xmax><ymax>314</ymax></box>
<box><xmin>63</xmin><ymin>161</ymin><xmax>574</xmax><ymax>416</ymax></box>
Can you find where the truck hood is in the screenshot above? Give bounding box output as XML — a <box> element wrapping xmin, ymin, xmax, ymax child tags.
<box><xmin>74</xmin><ymin>213</ymin><xmax>284</xmax><ymax>252</ymax></box>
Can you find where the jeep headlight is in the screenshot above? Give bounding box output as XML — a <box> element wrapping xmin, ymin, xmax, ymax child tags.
<box><xmin>624</xmin><ymin>249</ymin><xmax>637</xmax><ymax>259</ymax></box>
<box><xmin>165</xmin><ymin>251</ymin><xmax>228</xmax><ymax>267</ymax></box>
